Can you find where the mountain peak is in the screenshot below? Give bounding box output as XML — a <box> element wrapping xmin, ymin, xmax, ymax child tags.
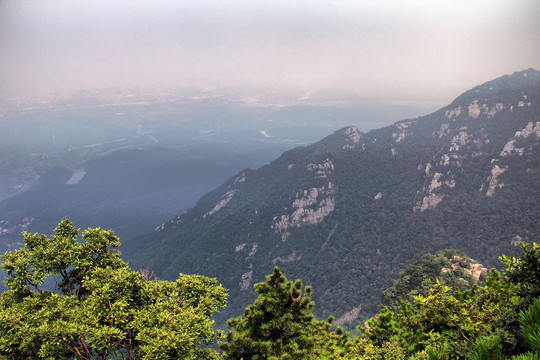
<box><xmin>475</xmin><ymin>68</ymin><xmax>540</xmax><ymax>90</ymax></box>
<box><xmin>311</xmin><ymin>125</ymin><xmax>365</xmax><ymax>152</ymax></box>
<box><xmin>338</xmin><ymin>125</ymin><xmax>363</xmax><ymax>147</ymax></box>
<box><xmin>449</xmin><ymin>68</ymin><xmax>540</xmax><ymax>107</ymax></box>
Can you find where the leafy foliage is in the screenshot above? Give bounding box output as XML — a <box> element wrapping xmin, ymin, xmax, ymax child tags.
<box><xmin>0</xmin><ymin>220</ymin><xmax>227</xmax><ymax>359</ymax></box>
<box><xmin>356</xmin><ymin>243</ymin><xmax>540</xmax><ymax>359</ymax></box>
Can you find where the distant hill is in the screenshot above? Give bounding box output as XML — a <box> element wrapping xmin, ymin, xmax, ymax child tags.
<box><xmin>0</xmin><ymin>145</ymin><xmax>290</xmax><ymax>255</ymax></box>
<box><xmin>127</xmin><ymin>69</ymin><xmax>540</xmax><ymax>326</ymax></box>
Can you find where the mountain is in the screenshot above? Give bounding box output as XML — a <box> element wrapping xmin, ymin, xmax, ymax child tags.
<box><xmin>126</xmin><ymin>69</ymin><xmax>540</xmax><ymax>327</ymax></box>
<box><xmin>0</xmin><ymin>85</ymin><xmax>427</xmax><ymax>294</ymax></box>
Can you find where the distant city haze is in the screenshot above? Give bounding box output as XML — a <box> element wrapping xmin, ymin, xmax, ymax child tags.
<box><xmin>1</xmin><ymin>0</ymin><xmax>539</xmax><ymax>109</ymax></box>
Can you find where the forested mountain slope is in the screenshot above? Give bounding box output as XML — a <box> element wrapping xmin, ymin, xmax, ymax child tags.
<box><xmin>128</xmin><ymin>69</ymin><xmax>540</xmax><ymax>326</ymax></box>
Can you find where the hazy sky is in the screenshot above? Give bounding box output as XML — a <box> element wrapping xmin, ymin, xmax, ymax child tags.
<box><xmin>1</xmin><ymin>0</ymin><xmax>539</xmax><ymax>107</ymax></box>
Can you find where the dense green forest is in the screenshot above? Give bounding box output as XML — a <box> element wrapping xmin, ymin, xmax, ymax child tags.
<box><xmin>0</xmin><ymin>221</ymin><xmax>538</xmax><ymax>359</ymax></box>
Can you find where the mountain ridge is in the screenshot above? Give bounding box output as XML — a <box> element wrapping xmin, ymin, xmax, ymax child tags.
<box><xmin>127</xmin><ymin>69</ymin><xmax>540</xmax><ymax>326</ymax></box>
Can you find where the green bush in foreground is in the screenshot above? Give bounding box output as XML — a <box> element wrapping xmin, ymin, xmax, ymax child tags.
<box><xmin>0</xmin><ymin>219</ymin><xmax>227</xmax><ymax>360</ymax></box>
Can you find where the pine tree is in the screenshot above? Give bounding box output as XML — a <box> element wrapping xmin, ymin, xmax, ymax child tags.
<box><xmin>502</xmin><ymin>243</ymin><xmax>540</xmax><ymax>309</ymax></box>
<box><xmin>519</xmin><ymin>297</ymin><xmax>540</xmax><ymax>352</ymax></box>
<box><xmin>220</xmin><ymin>266</ymin><xmax>351</xmax><ymax>359</ymax></box>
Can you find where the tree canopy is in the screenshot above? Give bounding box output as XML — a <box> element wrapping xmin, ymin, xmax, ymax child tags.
<box><xmin>356</xmin><ymin>243</ymin><xmax>540</xmax><ymax>360</ymax></box>
<box><xmin>1</xmin><ymin>219</ymin><xmax>539</xmax><ymax>359</ymax></box>
<box><xmin>0</xmin><ymin>219</ymin><xmax>227</xmax><ymax>360</ymax></box>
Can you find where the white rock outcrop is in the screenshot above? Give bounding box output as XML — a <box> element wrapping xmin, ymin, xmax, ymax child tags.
<box><xmin>204</xmin><ymin>190</ymin><xmax>236</xmax><ymax>218</ymax></box>
<box><xmin>272</xmin><ymin>184</ymin><xmax>336</xmax><ymax>241</ymax></box>
<box><xmin>486</xmin><ymin>165</ymin><xmax>507</xmax><ymax>197</ymax></box>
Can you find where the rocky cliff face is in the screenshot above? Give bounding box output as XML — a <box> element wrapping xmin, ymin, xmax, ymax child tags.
<box><xmin>128</xmin><ymin>69</ymin><xmax>540</xmax><ymax>326</ymax></box>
